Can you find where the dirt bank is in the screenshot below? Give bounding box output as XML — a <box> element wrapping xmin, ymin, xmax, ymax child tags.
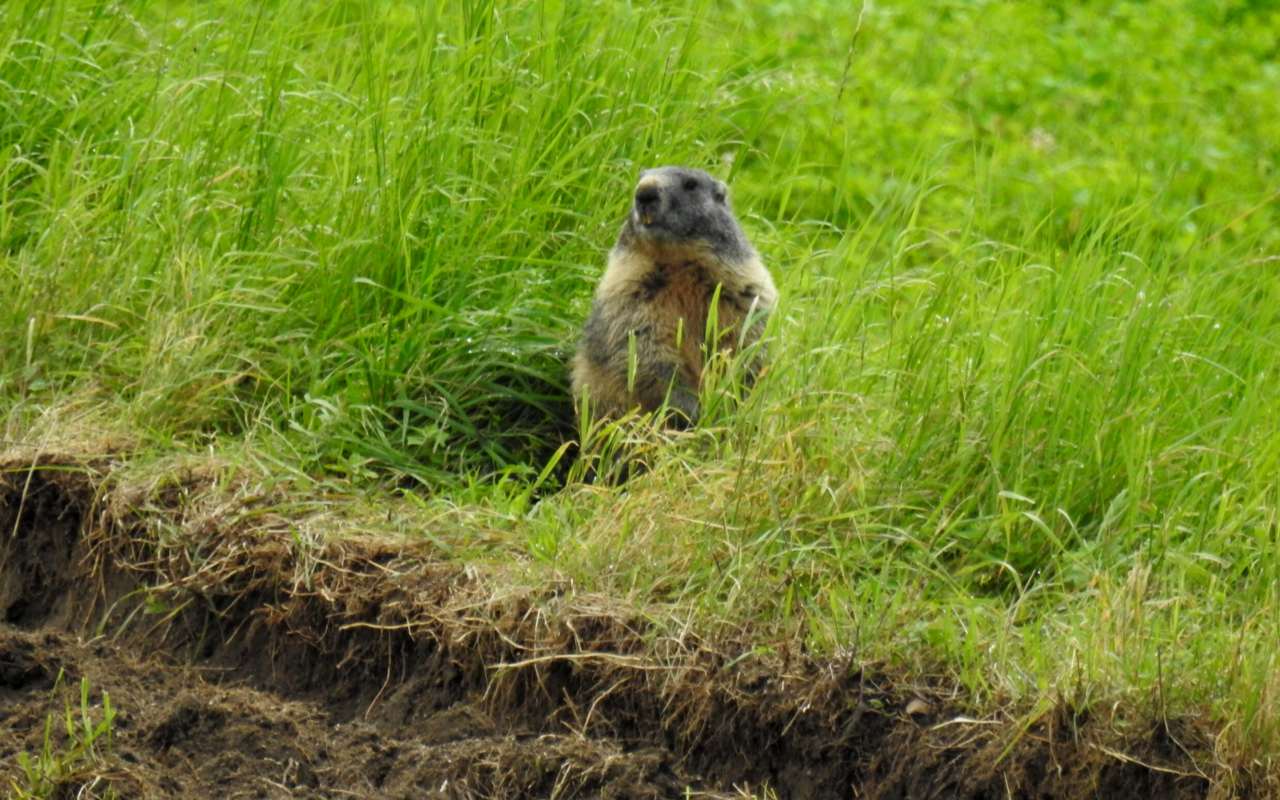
<box><xmin>0</xmin><ymin>454</ymin><xmax>1232</xmax><ymax>798</ymax></box>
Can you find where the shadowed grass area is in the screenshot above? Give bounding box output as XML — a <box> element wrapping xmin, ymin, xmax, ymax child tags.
<box><xmin>3</xmin><ymin>0</ymin><xmax>1280</xmax><ymax>788</ymax></box>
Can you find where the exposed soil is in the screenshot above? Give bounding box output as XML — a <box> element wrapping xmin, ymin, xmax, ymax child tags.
<box><xmin>0</xmin><ymin>454</ymin><xmax>1245</xmax><ymax>798</ymax></box>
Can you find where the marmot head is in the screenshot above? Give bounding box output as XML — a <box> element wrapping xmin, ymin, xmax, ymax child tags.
<box><xmin>621</xmin><ymin>166</ymin><xmax>754</xmax><ymax>261</ymax></box>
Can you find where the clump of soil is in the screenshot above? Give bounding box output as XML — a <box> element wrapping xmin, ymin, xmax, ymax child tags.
<box><xmin>0</xmin><ymin>454</ymin><xmax>1236</xmax><ymax>798</ymax></box>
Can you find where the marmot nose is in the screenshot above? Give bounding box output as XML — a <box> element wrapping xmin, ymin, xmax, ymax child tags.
<box><xmin>634</xmin><ymin>185</ymin><xmax>661</xmax><ymax>210</ymax></box>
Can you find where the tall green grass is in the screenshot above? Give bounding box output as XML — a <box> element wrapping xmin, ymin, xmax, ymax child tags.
<box><xmin>5</xmin><ymin>0</ymin><xmax>1280</xmax><ymax>775</ymax></box>
<box><xmin>1</xmin><ymin>0</ymin><xmax>764</xmax><ymax>481</ymax></box>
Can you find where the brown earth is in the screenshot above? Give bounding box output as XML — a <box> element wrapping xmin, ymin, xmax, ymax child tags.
<box><xmin>0</xmin><ymin>453</ymin><xmax>1243</xmax><ymax>799</ymax></box>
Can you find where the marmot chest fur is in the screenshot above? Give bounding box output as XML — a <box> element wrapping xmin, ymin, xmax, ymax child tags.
<box><xmin>571</xmin><ymin>166</ymin><xmax>777</xmax><ymax>425</ymax></box>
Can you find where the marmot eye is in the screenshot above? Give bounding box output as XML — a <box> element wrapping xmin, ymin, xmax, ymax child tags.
<box><xmin>683</xmin><ymin>178</ymin><xmax>699</xmax><ymax>191</ymax></box>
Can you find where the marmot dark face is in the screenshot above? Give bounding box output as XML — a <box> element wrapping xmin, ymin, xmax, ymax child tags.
<box><xmin>621</xmin><ymin>166</ymin><xmax>754</xmax><ymax>262</ymax></box>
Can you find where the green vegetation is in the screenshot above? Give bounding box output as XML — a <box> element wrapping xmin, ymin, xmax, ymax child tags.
<box><xmin>10</xmin><ymin>674</ymin><xmax>120</xmax><ymax>799</ymax></box>
<box><xmin>4</xmin><ymin>0</ymin><xmax>1280</xmax><ymax>780</ymax></box>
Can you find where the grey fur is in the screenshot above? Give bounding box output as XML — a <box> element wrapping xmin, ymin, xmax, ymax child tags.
<box><xmin>571</xmin><ymin>166</ymin><xmax>777</xmax><ymax>427</ymax></box>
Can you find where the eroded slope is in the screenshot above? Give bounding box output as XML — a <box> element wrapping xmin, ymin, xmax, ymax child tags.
<box><xmin>0</xmin><ymin>455</ymin><xmax>1223</xmax><ymax>799</ymax></box>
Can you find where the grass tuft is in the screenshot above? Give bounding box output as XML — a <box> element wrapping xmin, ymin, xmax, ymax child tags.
<box><xmin>9</xmin><ymin>674</ymin><xmax>125</xmax><ymax>800</ymax></box>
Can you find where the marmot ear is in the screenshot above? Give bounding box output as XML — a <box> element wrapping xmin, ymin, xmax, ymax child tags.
<box><xmin>713</xmin><ymin>179</ymin><xmax>728</xmax><ymax>202</ymax></box>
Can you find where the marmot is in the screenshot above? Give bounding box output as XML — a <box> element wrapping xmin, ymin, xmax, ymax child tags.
<box><xmin>571</xmin><ymin>166</ymin><xmax>777</xmax><ymax>427</ymax></box>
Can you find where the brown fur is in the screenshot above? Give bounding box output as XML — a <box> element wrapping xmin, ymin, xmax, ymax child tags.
<box><xmin>572</xmin><ymin>167</ymin><xmax>777</xmax><ymax>427</ymax></box>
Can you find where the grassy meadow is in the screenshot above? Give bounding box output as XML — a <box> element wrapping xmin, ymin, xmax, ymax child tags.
<box><xmin>4</xmin><ymin>0</ymin><xmax>1280</xmax><ymax>782</ymax></box>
